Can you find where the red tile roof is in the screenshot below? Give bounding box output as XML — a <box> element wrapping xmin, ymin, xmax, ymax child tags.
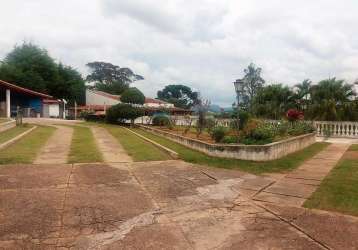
<box><xmin>145</xmin><ymin>97</ymin><xmax>170</xmax><ymax>104</ymax></box>
<box><xmin>0</xmin><ymin>80</ymin><xmax>53</xmax><ymax>99</ymax></box>
<box><xmin>90</xmin><ymin>90</ymin><xmax>121</xmax><ymax>101</ymax></box>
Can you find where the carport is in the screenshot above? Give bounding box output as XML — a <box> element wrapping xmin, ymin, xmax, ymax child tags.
<box><xmin>0</xmin><ymin>79</ymin><xmax>53</xmax><ymax>118</ymax></box>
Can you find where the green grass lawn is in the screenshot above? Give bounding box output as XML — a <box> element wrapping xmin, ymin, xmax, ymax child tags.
<box><xmin>133</xmin><ymin>128</ymin><xmax>329</xmax><ymax>174</ymax></box>
<box><xmin>0</xmin><ymin>126</ymin><xmax>56</xmax><ymax>164</ymax></box>
<box><xmin>68</xmin><ymin>125</ymin><xmax>103</xmax><ymax>163</ymax></box>
<box><xmin>0</xmin><ymin>124</ymin><xmax>33</xmax><ymax>144</ymax></box>
<box><xmin>103</xmin><ymin>125</ymin><xmax>171</xmax><ymax>162</ymax></box>
<box><xmin>304</xmin><ymin>144</ymin><xmax>358</xmax><ymax>216</ymax></box>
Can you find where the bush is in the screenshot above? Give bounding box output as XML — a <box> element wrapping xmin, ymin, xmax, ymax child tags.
<box><xmin>206</xmin><ymin>118</ymin><xmax>216</xmax><ymax>134</ymax></box>
<box><xmin>106</xmin><ymin>104</ymin><xmax>144</xmax><ymax>124</ymax></box>
<box><xmin>222</xmin><ymin>135</ymin><xmax>238</xmax><ymax>144</ymax></box>
<box><xmin>152</xmin><ymin>115</ymin><xmax>171</xmax><ymax>127</ymax></box>
<box><xmin>286</xmin><ymin>109</ymin><xmax>304</xmax><ymax>122</ymax></box>
<box><xmin>211</xmin><ymin>126</ymin><xmax>226</xmax><ymax>143</ymax></box>
<box><xmin>287</xmin><ymin>121</ymin><xmax>315</xmax><ymax>136</ymax></box>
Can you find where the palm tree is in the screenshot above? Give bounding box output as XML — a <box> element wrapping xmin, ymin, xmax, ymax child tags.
<box><xmin>294</xmin><ymin>79</ymin><xmax>312</xmax><ymax>112</ymax></box>
<box><xmin>307</xmin><ymin>78</ymin><xmax>356</xmax><ymax>121</ymax></box>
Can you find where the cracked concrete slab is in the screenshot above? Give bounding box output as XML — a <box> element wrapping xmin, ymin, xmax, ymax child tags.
<box><xmin>0</xmin><ymin>160</ymin><xmax>357</xmax><ymax>249</ymax></box>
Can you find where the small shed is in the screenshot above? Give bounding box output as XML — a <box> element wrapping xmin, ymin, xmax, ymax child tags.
<box><xmin>0</xmin><ymin>79</ymin><xmax>63</xmax><ymax>118</ymax></box>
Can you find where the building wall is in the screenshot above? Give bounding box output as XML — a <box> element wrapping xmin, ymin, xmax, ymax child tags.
<box><xmin>144</xmin><ymin>102</ymin><xmax>174</xmax><ymax>108</ymax></box>
<box><xmin>86</xmin><ymin>89</ymin><xmax>121</xmax><ymax>106</ymax></box>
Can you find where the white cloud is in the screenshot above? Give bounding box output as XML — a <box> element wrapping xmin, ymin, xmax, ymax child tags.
<box><xmin>1</xmin><ymin>0</ymin><xmax>358</xmax><ymax>106</ymax></box>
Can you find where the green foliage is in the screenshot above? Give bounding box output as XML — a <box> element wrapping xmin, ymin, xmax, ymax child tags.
<box><xmin>157</xmin><ymin>84</ymin><xmax>199</xmax><ymax>109</ymax></box>
<box><xmin>211</xmin><ymin>126</ymin><xmax>227</xmax><ymax>143</ymax></box>
<box><xmin>222</xmin><ymin>135</ymin><xmax>238</xmax><ymax>144</ymax></box>
<box><xmin>120</xmin><ymin>87</ymin><xmax>145</xmax><ymax>104</ymax></box>
<box><xmin>206</xmin><ymin>118</ymin><xmax>216</xmax><ymax>134</ymax></box>
<box><xmin>0</xmin><ymin>42</ymin><xmax>85</xmax><ymax>104</ymax></box>
<box><xmin>86</xmin><ymin>61</ymin><xmax>143</xmax><ymax>95</ymax></box>
<box><xmin>240</xmin><ymin>120</ymin><xmax>315</xmax><ymax>145</ymax></box>
<box><xmin>152</xmin><ymin>114</ymin><xmax>171</xmax><ymax>127</ymax></box>
<box><xmin>251</xmin><ymin>84</ymin><xmax>296</xmax><ymax>120</ymax></box>
<box><xmin>106</xmin><ymin>104</ymin><xmax>144</xmax><ymax>124</ymax></box>
<box><xmin>235</xmin><ymin>63</ymin><xmax>265</xmax><ymax>110</ymax></box>
<box><xmin>306</xmin><ymin>78</ymin><xmax>356</xmax><ymax>121</ymax></box>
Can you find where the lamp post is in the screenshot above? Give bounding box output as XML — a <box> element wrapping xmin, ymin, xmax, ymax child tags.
<box><xmin>233</xmin><ymin>79</ymin><xmax>244</xmax><ymax>131</ymax></box>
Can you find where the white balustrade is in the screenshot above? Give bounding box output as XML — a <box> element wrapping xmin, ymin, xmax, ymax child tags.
<box><xmin>314</xmin><ymin>121</ymin><xmax>358</xmax><ymax>138</ymax></box>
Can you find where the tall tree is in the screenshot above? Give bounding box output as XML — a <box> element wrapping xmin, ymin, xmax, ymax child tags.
<box><xmin>120</xmin><ymin>87</ymin><xmax>145</xmax><ymax>105</ymax></box>
<box><xmin>294</xmin><ymin>79</ymin><xmax>312</xmax><ymax>112</ymax></box>
<box><xmin>307</xmin><ymin>78</ymin><xmax>356</xmax><ymax>121</ymax></box>
<box><xmin>86</xmin><ymin>61</ymin><xmax>144</xmax><ymax>95</ymax></box>
<box><xmin>0</xmin><ymin>42</ymin><xmax>86</xmax><ymax>104</ymax></box>
<box><xmin>235</xmin><ymin>63</ymin><xmax>265</xmax><ymax>110</ymax></box>
<box><xmin>157</xmin><ymin>84</ymin><xmax>199</xmax><ymax>109</ymax></box>
<box><xmin>251</xmin><ymin>84</ymin><xmax>296</xmax><ymax>119</ymax></box>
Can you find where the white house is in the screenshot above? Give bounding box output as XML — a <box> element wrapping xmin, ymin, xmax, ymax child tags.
<box><xmin>144</xmin><ymin>98</ymin><xmax>174</xmax><ymax>108</ymax></box>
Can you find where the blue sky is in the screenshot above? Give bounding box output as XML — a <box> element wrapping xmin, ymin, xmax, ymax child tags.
<box><xmin>1</xmin><ymin>0</ymin><xmax>358</xmax><ymax>106</ymax></box>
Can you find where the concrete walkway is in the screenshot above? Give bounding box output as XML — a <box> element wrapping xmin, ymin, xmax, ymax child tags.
<box><xmin>91</xmin><ymin>126</ymin><xmax>133</xmax><ymax>163</ymax></box>
<box><xmin>254</xmin><ymin>143</ymin><xmax>350</xmax><ymax>206</ymax></box>
<box><xmin>34</xmin><ymin>126</ymin><xmax>74</xmax><ymax>164</ymax></box>
<box><xmin>0</xmin><ymin>161</ymin><xmax>357</xmax><ymax>249</ymax></box>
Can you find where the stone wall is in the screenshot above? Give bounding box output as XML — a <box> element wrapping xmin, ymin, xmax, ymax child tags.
<box><xmin>139</xmin><ymin>125</ymin><xmax>316</xmax><ymax>161</ymax></box>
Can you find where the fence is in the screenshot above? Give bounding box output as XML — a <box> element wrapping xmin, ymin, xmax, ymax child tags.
<box><xmin>314</xmin><ymin>121</ymin><xmax>358</xmax><ymax>138</ymax></box>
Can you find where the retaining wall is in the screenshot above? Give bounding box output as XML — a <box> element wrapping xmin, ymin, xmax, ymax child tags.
<box><xmin>139</xmin><ymin>125</ymin><xmax>316</xmax><ymax>161</ymax></box>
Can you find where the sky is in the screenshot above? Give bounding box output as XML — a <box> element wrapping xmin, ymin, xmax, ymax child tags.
<box><xmin>1</xmin><ymin>0</ymin><xmax>358</xmax><ymax>106</ymax></box>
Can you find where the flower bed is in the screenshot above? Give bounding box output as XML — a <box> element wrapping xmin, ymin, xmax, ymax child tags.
<box><xmin>138</xmin><ymin>125</ymin><xmax>316</xmax><ymax>161</ymax></box>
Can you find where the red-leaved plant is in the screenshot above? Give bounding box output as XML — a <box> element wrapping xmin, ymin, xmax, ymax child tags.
<box><xmin>286</xmin><ymin>109</ymin><xmax>304</xmax><ymax>122</ymax></box>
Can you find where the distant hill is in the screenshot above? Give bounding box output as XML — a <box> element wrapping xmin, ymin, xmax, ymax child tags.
<box><xmin>208</xmin><ymin>104</ymin><xmax>233</xmax><ymax>113</ymax></box>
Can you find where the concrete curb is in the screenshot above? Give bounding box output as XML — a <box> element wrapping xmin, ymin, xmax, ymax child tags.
<box><xmin>0</xmin><ymin>125</ymin><xmax>37</xmax><ymax>150</ymax></box>
<box><xmin>0</xmin><ymin>120</ymin><xmax>16</xmax><ymax>133</ymax></box>
<box><xmin>122</xmin><ymin>126</ymin><xmax>179</xmax><ymax>159</ymax></box>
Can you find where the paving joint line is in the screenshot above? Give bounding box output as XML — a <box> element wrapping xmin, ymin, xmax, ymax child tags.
<box><xmin>56</xmin><ymin>163</ymin><xmax>75</xmax><ymax>246</ymax></box>
<box><xmin>254</xmin><ymin>202</ymin><xmax>331</xmax><ymax>250</ymax></box>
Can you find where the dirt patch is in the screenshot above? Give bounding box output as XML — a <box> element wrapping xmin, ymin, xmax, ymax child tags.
<box><xmin>342</xmin><ymin>150</ymin><xmax>358</xmax><ymax>160</ymax></box>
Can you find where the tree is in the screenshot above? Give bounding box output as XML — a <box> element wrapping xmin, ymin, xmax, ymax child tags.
<box><xmin>86</xmin><ymin>61</ymin><xmax>143</xmax><ymax>95</ymax></box>
<box><xmin>294</xmin><ymin>79</ymin><xmax>312</xmax><ymax>112</ymax></box>
<box><xmin>307</xmin><ymin>78</ymin><xmax>356</xmax><ymax>121</ymax></box>
<box><xmin>195</xmin><ymin>98</ymin><xmax>210</xmax><ymax>137</ymax></box>
<box><xmin>120</xmin><ymin>87</ymin><xmax>145</xmax><ymax>105</ymax></box>
<box><xmin>251</xmin><ymin>84</ymin><xmax>296</xmax><ymax>119</ymax></box>
<box><xmin>0</xmin><ymin>42</ymin><xmax>85</xmax><ymax>104</ymax></box>
<box><xmin>106</xmin><ymin>103</ymin><xmax>144</xmax><ymax>125</ymax></box>
<box><xmin>235</xmin><ymin>63</ymin><xmax>265</xmax><ymax>110</ymax></box>
<box><xmin>157</xmin><ymin>84</ymin><xmax>199</xmax><ymax>109</ymax></box>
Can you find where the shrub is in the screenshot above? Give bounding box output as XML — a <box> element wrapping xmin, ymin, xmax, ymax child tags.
<box><xmin>106</xmin><ymin>104</ymin><xmax>144</xmax><ymax>124</ymax></box>
<box><xmin>152</xmin><ymin>115</ymin><xmax>171</xmax><ymax>127</ymax></box>
<box><xmin>287</xmin><ymin>121</ymin><xmax>315</xmax><ymax>136</ymax></box>
<box><xmin>206</xmin><ymin>118</ymin><xmax>216</xmax><ymax>134</ymax></box>
<box><xmin>222</xmin><ymin>135</ymin><xmax>238</xmax><ymax>144</ymax></box>
<box><xmin>211</xmin><ymin>126</ymin><xmax>226</xmax><ymax>143</ymax></box>
<box><xmin>286</xmin><ymin>109</ymin><xmax>304</xmax><ymax>122</ymax></box>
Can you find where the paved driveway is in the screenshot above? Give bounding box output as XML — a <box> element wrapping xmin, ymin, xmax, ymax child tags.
<box><xmin>0</xmin><ymin>160</ymin><xmax>357</xmax><ymax>249</ymax></box>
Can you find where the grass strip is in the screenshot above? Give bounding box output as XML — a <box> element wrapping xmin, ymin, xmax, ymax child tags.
<box><xmin>104</xmin><ymin>125</ymin><xmax>171</xmax><ymax>162</ymax></box>
<box><xmin>304</xmin><ymin>144</ymin><xmax>358</xmax><ymax>216</ymax></box>
<box><xmin>134</xmin><ymin>128</ymin><xmax>329</xmax><ymax>174</ymax></box>
<box><xmin>68</xmin><ymin>126</ymin><xmax>103</xmax><ymax>163</ymax></box>
<box><xmin>0</xmin><ymin>124</ymin><xmax>33</xmax><ymax>144</ymax></box>
<box><xmin>0</xmin><ymin>126</ymin><xmax>56</xmax><ymax>164</ymax></box>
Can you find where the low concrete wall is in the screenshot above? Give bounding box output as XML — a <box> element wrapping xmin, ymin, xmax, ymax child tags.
<box><xmin>139</xmin><ymin>125</ymin><xmax>316</xmax><ymax>161</ymax></box>
<box><xmin>0</xmin><ymin>120</ymin><xmax>16</xmax><ymax>133</ymax></box>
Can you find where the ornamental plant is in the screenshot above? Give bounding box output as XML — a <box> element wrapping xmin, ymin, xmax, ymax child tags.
<box><xmin>286</xmin><ymin>109</ymin><xmax>304</xmax><ymax>122</ymax></box>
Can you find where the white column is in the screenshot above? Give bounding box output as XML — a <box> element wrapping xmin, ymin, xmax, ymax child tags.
<box><xmin>6</xmin><ymin>89</ymin><xmax>10</xmax><ymax>118</ymax></box>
